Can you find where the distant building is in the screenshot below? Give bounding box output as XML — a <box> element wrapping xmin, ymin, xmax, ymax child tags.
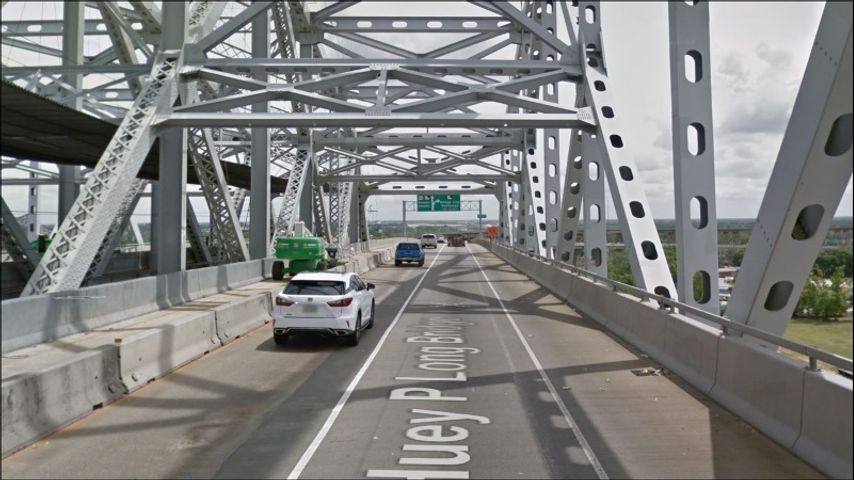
<box><xmin>718</xmin><ymin>266</ymin><xmax>739</xmax><ymax>280</ymax></box>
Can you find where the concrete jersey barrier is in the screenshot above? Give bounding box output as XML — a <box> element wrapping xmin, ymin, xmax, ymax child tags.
<box><xmin>1</xmin><ymin>259</ymin><xmax>268</xmax><ymax>354</ymax></box>
<box><xmin>0</xmin><ymin>243</ymin><xmax>399</xmax><ymax>459</ymax></box>
<box><xmin>478</xmin><ymin>240</ymin><xmax>852</xmax><ymax>479</ymax></box>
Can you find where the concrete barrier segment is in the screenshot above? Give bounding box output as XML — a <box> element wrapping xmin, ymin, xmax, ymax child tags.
<box><xmin>657</xmin><ymin>314</ymin><xmax>721</xmax><ymax>393</ymax></box>
<box><xmin>114</xmin><ymin>311</ymin><xmax>219</xmax><ymax>393</ymax></box>
<box><xmin>2</xmin><ymin>259</ymin><xmax>270</xmax><ymax>354</ymax></box>
<box><xmin>0</xmin><ymin>345</ymin><xmax>123</xmax><ymax>458</ymax></box>
<box><xmin>794</xmin><ymin>370</ymin><xmax>853</xmax><ymax>479</ymax></box>
<box><xmin>214</xmin><ymin>293</ymin><xmax>272</xmax><ymax>345</ymax></box>
<box><xmin>709</xmin><ymin>336</ymin><xmax>805</xmax><ymax>449</ymax></box>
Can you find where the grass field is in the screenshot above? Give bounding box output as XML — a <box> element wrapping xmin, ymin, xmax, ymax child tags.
<box><xmin>784</xmin><ymin>316</ymin><xmax>853</xmax><ymax>359</ymax></box>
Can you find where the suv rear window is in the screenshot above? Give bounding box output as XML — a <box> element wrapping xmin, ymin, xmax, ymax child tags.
<box><xmin>284</xmin><ymin>280</ymin><xmax>345</xmax><ymax>296</ymax></box>
<box><xmin>397</xmin><ymin>243</ymin><xmax>420</xmax><ymax>251</ymax></box>
<box><xmin>422</xmin><ymin>234</ymin><xmax>436</xmax><ymax>239</ymax></box>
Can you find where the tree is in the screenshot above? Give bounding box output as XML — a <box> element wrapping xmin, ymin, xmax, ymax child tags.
<box><xmin>814</xmin><ymin>247</ymin><xmax>853</xmax><ymax>277</ymax></box>
<box><xmin>607</xmin><ymin>249</ymin><xmax>634</xmax><ymax>286</ymax></box>
<box><xmin>795</xmin><ymin>267</ymin><xmax>852</xmax><ymax>321</ymax></box>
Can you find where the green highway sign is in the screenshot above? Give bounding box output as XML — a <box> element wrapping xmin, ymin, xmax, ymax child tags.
<box><xmin>477</xmin><ymin>214</ymin><xmax>487</xmax><ymax>219</ymax></box>
<box><xmin>417</xmin><ymin>194</ymin><xmax>461</xmax><ymax>212</ymax></box>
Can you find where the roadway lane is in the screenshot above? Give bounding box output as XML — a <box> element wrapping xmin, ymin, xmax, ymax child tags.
<box><xmin>0</xmin><ymin>251</ymin><xmax>435</xmax><ymax>479</ymax></box>
<box><xmin>1</xmin><ymin>245</ymin><xmax>821</xmax><ymax>479</ymax></box>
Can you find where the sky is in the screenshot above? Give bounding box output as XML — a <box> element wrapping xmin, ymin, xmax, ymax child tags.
<box><xmin>2</xmin><ymin>1</ymin><xmax>851</xmax><ymax>227</ymax></box>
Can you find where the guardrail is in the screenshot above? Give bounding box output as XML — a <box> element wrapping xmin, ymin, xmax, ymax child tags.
<box><xmin>497</xmin><ymin>242</ymin><xmax>853</xmax><ymax>374</ymax></box>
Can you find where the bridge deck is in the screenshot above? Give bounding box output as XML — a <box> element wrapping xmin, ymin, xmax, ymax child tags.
<box><xmin>1</xmin><ymin>244</ymin><xmax>821</xmax><ymax>479</ymax></box>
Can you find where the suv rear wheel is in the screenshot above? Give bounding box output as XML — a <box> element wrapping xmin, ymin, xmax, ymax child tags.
<box><xmin>366</xmin><ymin>300</ymin><xmax>375</xmax><ymax>329</ymax></box>
<box><xmin>344</xmin><ymin>315</ymin><xmax>361</xmax><ymax>346</ymax></box>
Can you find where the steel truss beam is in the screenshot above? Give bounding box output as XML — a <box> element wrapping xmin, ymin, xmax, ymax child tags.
<box><xmin>1</xmin><ymin>197</ymin><xmax>39</xmax><ymax>278</ymax></box>
<box><xmin>312</xmin><ymin>185</ymin><xmax>331</xmax><ymax>243</ymax></box>
<box><xmin>578</xmin><ymin>1</ymin><xmax>677</xmax><ymax>297</ymax></box>
<box><xmin>556</xmin><ymin>128</ymin><xmax>585</xmax><ymax>264</ymax></box>
<box><xmin>320</xmin><ymin>174</ymin><xmax>514</xmax><ymax>183</ymax></box>
<box><xmin>186</xmin><ymin>197</ymin><xmax>213</xmax><ymax>266</ymax></box>
<box><xmin>96</xmin><ymin>1</ymin><xmax>146</xmax><ymax>94</ymax></box>
<box><xmin>272</xmin><ymin>145</ymin><xmax>312</xmax><ymax>239</ymax></box>
<box><xmin>726</xmin><ymin>2</ymin><xmax>853</xmax><ymax>339</ymax></box>
<box><xmin>364</xmin><ymin>187</ymin><xmax>496</xmax><ymax>197</ymax></box>
<box><xmin>83</xmin><ymin>179</ymin><xmax>146</xmax><ymax>283</ymax></box>
<box><xmin>512</xmin><ymin>2</ymin><xmax>541</xmax><ymax>253</ymax></box>
<box><xmin>158</xmin><ymin>113</ymin><xmax>592</xmax><ymax>129</ymax></box>
<box><xmin>668</xmin><ymin>1</ymin><xmax>720</xmax><ymax>313</ymax></box>
<box><xmin>186</xmin><ymin>125</ymin><xmax>250</xmax><ymax>263</ymax></box>
<box><xmin>582</xmin><ymin>133</ymin><xmax>607</xmax><ymax>276</ymax></box>
<box><xmin>23</xmin><ymin>53</ymin><xmax>180</xmax><ymax>296</ymax></box>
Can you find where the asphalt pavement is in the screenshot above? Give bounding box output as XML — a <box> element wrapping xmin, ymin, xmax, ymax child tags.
<box><xmin>1</xmin><ymin>244</ymin><xmax>821</xmax><ymax>479</ymax></box>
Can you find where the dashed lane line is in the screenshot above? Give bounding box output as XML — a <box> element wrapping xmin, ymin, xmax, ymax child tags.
<box><xmin>287</xmin><ymin>246</ymin><xmax>446</xmax><ymax>479</ymax></box>
<box><xmin>467</xmin><ymin>244</ymin><xmax>609</xmax><ymax>480</ymax></box>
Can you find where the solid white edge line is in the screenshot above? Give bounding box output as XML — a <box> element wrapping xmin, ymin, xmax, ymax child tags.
<box><xmin>287</xmin><ymin>245</ymin><xmax>445</xmax><ymax>479</ymax></box>
<box><xmin>467</xmin><ymin>244</ymin><xmax>609</xmax><ymax>480</ymax></box>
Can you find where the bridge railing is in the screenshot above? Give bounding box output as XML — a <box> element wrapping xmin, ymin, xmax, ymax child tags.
<box><xmin>498</xmin><ymin>241</ymin><xmax>853</xmax><ymax>374</ymax></box>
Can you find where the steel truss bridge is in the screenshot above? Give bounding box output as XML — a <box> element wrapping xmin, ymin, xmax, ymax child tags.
<box><xmin>1</xmin><ymin>0</ymin><xmax>850</xmax><ymax>339</ymax></box>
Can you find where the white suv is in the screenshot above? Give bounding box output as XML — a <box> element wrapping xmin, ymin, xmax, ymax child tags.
<box><xmin>421</xmin><ymin>234</ymin><xmax>438</xmax><ymax>249</ymax></box>
<box><xmin>272</xmin><ymin>272</ymin><xmax>375</xmax><ymax>346</ymax></box>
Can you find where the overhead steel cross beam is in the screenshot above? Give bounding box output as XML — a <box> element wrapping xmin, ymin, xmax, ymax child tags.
<box><xmin>178</xmin><ymin>63</ymin><xmax>580</xmax><ymax>116</ymax></box>
<box><xmin>157</xmin><ymin>113</ymin><xmax>593</xmax><ymax>129</ymax></box>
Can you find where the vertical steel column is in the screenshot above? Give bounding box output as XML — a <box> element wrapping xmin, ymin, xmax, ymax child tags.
<box><xmin>478</xmin><ymin>200</ymin><xmax>483</xmax><ymax>233</ymax></box>
<box><xmin>358</xmin><ymin>191</ymin><xmax>369</xmax><ymax>248</ymax></box>
<box><xmin>250</xmin><ymin>8</ymin><xmax>271</xmax><ymax>259</ymax></box>
<box><xmin>582</xmin><ymin>133</ymin><xmax>607</xmax><ymax>275</ymax></box>
<box><xmin>556</xmin><ymin>127</ymin><xmax>585</xmax><ymax>265</ymax></box>
<box><xmin>509</xmin><ymin>148</ymin><xmax>521</xmax><ymax>246</ymax></box>
<box><xmin>152</xmin><ymin>1</ymin><xmax>187</xmax><ymax>274</ymax></box>
<box><xmin>297</xmin><ymin>40</ymin><xmax>314</xmax><ymax>233</ymax></box>
<box><xmin>669</xmin><ymin>1</ymin><xmax>720</xmax><ymax>314</ymax></box>
<box><xmin>553</xmin><ymin>0</ymin><xmax>582</xmax><ymax>264</ymax></box>
<box><xmin>59</xmin><ymin>1</ymin><xmax>84</xmax><ymax>224</ymax></box>
<box><xmin>347</xmin><ymin>186</ymin><xmax>361</xmax><ymax>251</ymax></box>
<box><xmin>539</xmin><ymin>0</ymin><xmax>561</xmax><ymax>258</ymax></box>
<box><xmin>26</xmin><ymin>161</ymin><xmax>40</xmax><ymax>241</ymax></box>
<box><xmin>578</xmin><ymin>1</ymin><xmax>677</xmax><ymax>297</ymax></box>
<box><xmin>299</xmin><ymin>171</ymin><xmax>314</xmax><ymax>233</ymax></box>
<box><xmin>497</xmin><ymin>181</ymin><xmax>511</xmax><ymax>244</ymax></box>
<box><xmin>726</xmin><ymin>2</ymin><xmax>853</xmax><ymax>339</ymax></box>
<box><xmin>517</xmin><ymin>132</ymin><xmax>541</xmax><ymax>253</ymax></box>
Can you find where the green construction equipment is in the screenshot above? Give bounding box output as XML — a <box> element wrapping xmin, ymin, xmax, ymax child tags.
<box><xmin>271</xmin><ymin>236</ymin><xmax>331</xmax><ymax>280</ymax></box>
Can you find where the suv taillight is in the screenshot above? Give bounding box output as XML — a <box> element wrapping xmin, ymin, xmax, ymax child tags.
<box><xmin>276</xmin><ymin>297</ymin><xmax>293</xmax><ymax>307</ymax></box>
<box><xmin>327</xmin><ymin>297</ymin><xmax>353</xmax><ymax>308</ymax></box>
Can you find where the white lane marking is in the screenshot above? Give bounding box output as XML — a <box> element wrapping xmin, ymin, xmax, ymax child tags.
<box><xmin>466</xmin><ymin>244</ymin><xmax>609</xmax><ymax>480</ymax></box>
<box><xmin>287</xmin><ymin>246</ymin><xmax>446</xmax><ymax>479</ymax></box>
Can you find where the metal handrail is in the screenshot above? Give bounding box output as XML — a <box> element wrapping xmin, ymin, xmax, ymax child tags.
<box><xmin>492</xmin><ymin>241</ymin><xmax>853</xmax><ymax>374</ymax></box>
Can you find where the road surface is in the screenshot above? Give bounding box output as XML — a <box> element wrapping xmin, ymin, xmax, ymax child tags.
<box><xmin>1</xmin><ymin>244</ymin><xmax>821</xmax><ymax>479</ymax></box>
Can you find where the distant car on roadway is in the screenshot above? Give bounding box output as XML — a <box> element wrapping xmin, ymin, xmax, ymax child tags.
<box><xmin>421</xmin><ymin>233</ymin><xmax>438</xmax><ymax>249</ymax></box>
<box><xmin>449</xmin><ymin>234</ymin><xmax>465</xmax><ymax>247</ymax></box>
<box><xmin>272</xmin><ymin>272</ymin><xmax>375</xmax><ymax>346</ymax></box>
<box><xmin>395</xmin><ymin>242</ymin><xmax>425</xmax><ymax>267</ymax></box>
<box><xmin>437</xmin><ymin>235</ymin><xmax>447</xmax><ymax>244</ymax></box>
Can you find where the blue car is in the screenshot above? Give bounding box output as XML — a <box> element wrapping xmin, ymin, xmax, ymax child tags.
<box><xmin>395</xmin><ymin>242</ymin><xmax>425</xmax><ymax>267</ymax></box>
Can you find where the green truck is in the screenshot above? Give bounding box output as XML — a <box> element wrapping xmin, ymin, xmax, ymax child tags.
<box><xmin>272</xmin><ymin>236</ymin><xmax>332</xmax><ymax>280</ymax></box>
